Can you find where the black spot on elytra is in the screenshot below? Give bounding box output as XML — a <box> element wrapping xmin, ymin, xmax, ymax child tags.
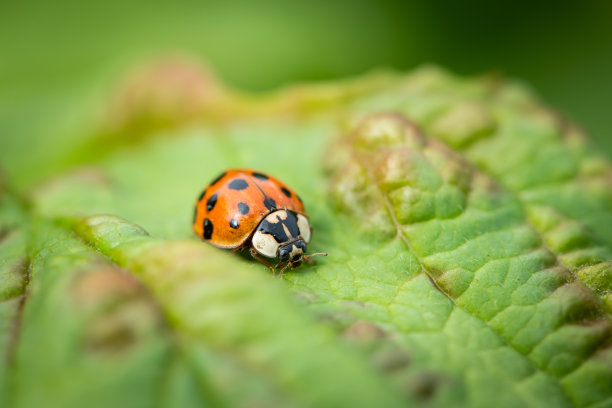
<box><xmin>210</xmin><ymin>172</ymin><xmax>226</xmax><ymax>186</ymax></box>
<box><xmin>252</xmin><ymin>171</ymin><xmax>269</xmax><ymax>180</ymax></box>
<box><xmin>203</xmin><ymin>218</ymin><xmax>213</xmax><ymax>239</ymax></box>
<box><xmin>263</xmin><ymin>196</ymin><xmax>277</xmax><ymax>211</ymax></box>
<box><xmin>281</xmin><ymin>187</ymin><xmax>292</xmax><ymax>198</ymax></box>
<box><xmin>229</xmin><ymin>178</ymin><xmax>249</xmax><ymax>190</ymax></box>
<box><xmin>197</xmin><ymin>189</ymin><xmax>206</xmax><ymax>202</ymax></box>
<box><xmin>229</xmin><ymin>219</ymin><xmax>240</xmax><ymax>229</ymax></box>
<box><xmin>206</xmin><ymin>193</ymin><xmax>218</xmax><ymax>211</ymax></box>
<box><xmin>238</xmin><ymin>202</ymin><xmax>250</xmax><ymax>215</ymax></box>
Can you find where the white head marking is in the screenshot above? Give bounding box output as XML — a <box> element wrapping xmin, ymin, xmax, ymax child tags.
<box><xmin>297</xmin><ymin>214</ymin><xmax>311</xmax><ymax>243</ymax></box>
<box><xmin>252</xmin><ymin>231</ymin><xmax>279</xmax><ymax>258</ymax></box>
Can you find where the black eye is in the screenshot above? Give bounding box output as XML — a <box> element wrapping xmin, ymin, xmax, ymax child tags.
<box><xmin>296</xmin><ymin>240</ymin><xmax>306</xmax><ymax>252</ymax></box>
<box><xmin>278</xmin><ymin>247</ymin><xmax>290</xmax><ymax>262</ymax></box>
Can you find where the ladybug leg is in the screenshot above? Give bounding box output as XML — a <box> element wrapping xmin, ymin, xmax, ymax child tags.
<box><xmin>278</xmin><ymin>263</ymin><xmax>290</xmax><ymax>279</ymax></box>
<box><xmin>249</xmin><ymin>247</ymin><xmax>276</xmax><ymax>274</ymax></box>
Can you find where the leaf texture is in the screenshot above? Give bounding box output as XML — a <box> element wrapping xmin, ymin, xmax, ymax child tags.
<box><xmin>1</xmin><ymin>64</ymin><xmax>611</xmax><ymax>408</ymax></box>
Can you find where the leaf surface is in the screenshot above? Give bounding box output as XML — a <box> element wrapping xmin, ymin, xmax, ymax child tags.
<box><xmin>1</xmin><ymin>64</ymin><xmax>611</xmax><ymax>408</ymax></box>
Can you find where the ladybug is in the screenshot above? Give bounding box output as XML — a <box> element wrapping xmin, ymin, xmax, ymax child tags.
<box><xmin>193</xmin><ymin>169</ymin><xmax>326</xmax><ymax>274</ymax></box>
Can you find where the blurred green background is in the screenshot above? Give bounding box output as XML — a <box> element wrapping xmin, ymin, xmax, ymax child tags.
<box><xmin>1</xmin><ymin>0</ymin><xmax>612</xmax><ymax>185</ymax></box>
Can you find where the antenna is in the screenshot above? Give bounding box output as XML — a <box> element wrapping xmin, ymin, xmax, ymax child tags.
<box><xmin>304</xmin><ymin>252</ymin><xmax>328</xmax><ymax>260</ymax></box>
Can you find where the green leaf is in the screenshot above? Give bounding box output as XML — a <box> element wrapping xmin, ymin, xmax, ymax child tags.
<box><xmin>1</xmin><ymin>63</ymin><xmax>611</xmax><ymax>408</ymax></box>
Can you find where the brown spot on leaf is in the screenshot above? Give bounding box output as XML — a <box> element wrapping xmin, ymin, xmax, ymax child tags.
<box><xmin>354</xmin><ymin>113</ymin><xmax>426</xmax><ymax>149</ymax></box>
<box><xmin>104</xmin><ymin>57</ymin><xmax>224</xmax><ymax>140</ymax></box>
<box><xmin>73</xmin><ymin>266</ymin><xmax>141</xmax><ymax>305</ymax></box>
<box><xmin>342</xmin><ymin>321</ymin><xmax>386</xmax><ymax>342</ymax></box>
<box><xmin>0</xmin><ymin>226</ymin><xmax>12</xmax><ymax>243</ymax></box>
<box><xmin>6</xmin><ymin>258</ymin><xmax>31</xmax><ymax>364</ymax></box>
<box><xmin>32</xmin><ymin>167</ymin><xmax>112</xmax><ymax>205</ymax></box>
<box><xmin>73</xmin><ymin>266</ymin><xmax>163</xmax><ymax>354</ymax></box>
<box><xmin>372</xmin><ymin>346</ymin><xmax>411</xmax><ymax>372</ymax></box>
<box><xmin>407</xmin><ymin>372</ymin><xmax>447</xmax><ymax>401</ymax></box>
<box><xmin>86</xmin><ymin>315</ymin><xmax>139</xmax><ymax>353</ymax></box>
<box><xmin>551</xmin><ymin>281</ymin><xmax>603</xmax><ymax>321</ymax></box>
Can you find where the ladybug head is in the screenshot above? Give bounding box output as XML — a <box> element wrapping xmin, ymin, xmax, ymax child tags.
<box><xmin>278</xmin><ymin>239</ymin><xmax>307</xmax><ymax>268</ymax></box>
